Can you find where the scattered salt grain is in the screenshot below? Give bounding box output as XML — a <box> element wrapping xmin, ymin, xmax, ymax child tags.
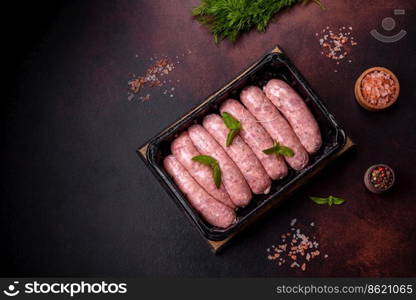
<box><xmin>301</xmin><ymin>263</ymin><xmax>306</xmax><ymax>271</ymax></box>
<box><xmin>127</xmin><ymin>49</ymin><xmax>193</xmax><ymax>102</ymax></box>
<box><xmin>316</xmin><ymin>25</ymin><xmax>357</xmax><ymax>69</ymax></box>
<box><xmin>266</xmin><ymin>219</ymin><xmax>326</xmax><ymax>272</ymax></box>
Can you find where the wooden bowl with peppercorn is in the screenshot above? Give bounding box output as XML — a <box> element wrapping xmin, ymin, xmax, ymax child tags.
<box><xmin>364</xmin><ymin>164</ymin><xmax>395</xmax><ymax>194</ymax></box>
<box><xmin>354</xmin><ymin>67</ymin><xmax>400</xmax><ymax>111</ymax></box>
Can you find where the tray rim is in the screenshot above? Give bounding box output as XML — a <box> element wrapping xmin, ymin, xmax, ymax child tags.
<box><xmin>137</xmin><ymin>45</ymin><xmax>347</xmax><ymax>242</ymax></box>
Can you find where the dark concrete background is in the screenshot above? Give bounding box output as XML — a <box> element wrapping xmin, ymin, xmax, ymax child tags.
<box><xmin>1</xmin><ymin>0</ymin><xmax>415</xmax><ymax>277</ymax></box>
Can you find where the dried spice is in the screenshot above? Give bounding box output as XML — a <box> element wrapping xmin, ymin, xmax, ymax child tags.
<box><xmin>364</xmin><ymin>164</ymin><xmax>395</xmax><ymax>194</ymax></box>
<box><xmin>369</xmin><ymin>166</ymin><xmax>394</xmax><ymax>190</ymax></box>
<box><xmin>360</xmin><ymin>70</ymin><xmax>397</xmax><ymax>107</ymax></box>
<box><xmin>266</xmin><ymin>219</ymin><xmax>328</xmax><ymax>271</ymax></box>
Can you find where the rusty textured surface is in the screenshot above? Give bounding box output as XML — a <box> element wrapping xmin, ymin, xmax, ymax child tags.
<box><xmin>2</xmin><ymin>0</ymin><xmax>415</xmax><ymax>276</ymax></box>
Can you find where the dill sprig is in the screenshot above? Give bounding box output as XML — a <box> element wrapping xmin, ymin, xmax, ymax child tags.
<box><xmin>192</xmin><ymin>0</ymin><xmax>323</xmax><ymax>43</ymax></box>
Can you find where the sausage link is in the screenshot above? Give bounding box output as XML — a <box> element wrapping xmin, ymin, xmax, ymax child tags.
<box><xmin>264</xmin><ymin>79</ymin><xmax>322</xmax><ymax>154</ymax></box>
<box><xmin>171</xmin><ymin>132</ymin><xmax>235</xmax><ymax>209</ymax></box>
<box><xmin>240</xmin><ymin>86</ymin><xmax>309</xmax><ymax>171</ymax></box>
<box><xmin>220</xmin><ymin>99</ymin><xmax>288</xmax><ymax>180</ymax></box>
<box><xmin>163</xmin><ymin>155</ymin><xmax>236</xmax><ymax>228</ymax></box>
<box><xmin>203</xmin><ymin>114</ymin><xmax>272</xmax><ymax>194</ymax></box>
<box><xmin>188</xmin><ymin>124</ymin><xmax>252</xmax><ymax>207</ymax></box>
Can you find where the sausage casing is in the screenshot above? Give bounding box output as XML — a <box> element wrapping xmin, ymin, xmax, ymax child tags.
<box><xmin>220</xmin><ymin>99</ymin><xmax>288</xmax><ymax>180</ymax></box>
<box><xmin>171</xmin><ymin>132</ymin><xmax>235</xmax><ymax>208</ymax></box>
<box><xmin>163</xmin><ymin>155</ymin><xmax>236</xmax><ymax>228</ymax></box>
<box><xmin>264</xmin><ymin>79</ymin><xmax>322</xmax><ymax>154</ymax></box>
<box><xmin>188</xmin><ymin>124</ymin><xmax>252</xmax><ymax>207</ymax></box>
<box><xmin>240</xmin><ymin>86</ymin><xmax>309</xmax><ymax>171</ymax></box>
<box><xmin>203</xmin><ymin>114</ymin><xmax>272</xmax><ymax>194</ymax></box>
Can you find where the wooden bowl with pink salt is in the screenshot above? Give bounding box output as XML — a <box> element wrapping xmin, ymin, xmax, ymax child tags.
<box><xmin>354</xmin><ymin>67</ymin><xmax>400</xmax><ymax>111</ymax></box>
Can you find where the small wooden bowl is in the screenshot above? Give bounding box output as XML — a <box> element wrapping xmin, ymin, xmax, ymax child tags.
<box><xmin>363</xmin><ymin>164</ymin><xmax>395</xmax><ymax>194</ymax></box>
<box><xmin>354</xmin><ymin>67</ymin><xmax>400</xmax><ymax>111</ymax></box>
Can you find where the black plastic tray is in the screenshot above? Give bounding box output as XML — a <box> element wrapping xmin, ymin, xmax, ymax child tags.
<box><xmin>138</xmin><ymin>47</ymin><xmax>346</xmax><ymax>241</ymax></box>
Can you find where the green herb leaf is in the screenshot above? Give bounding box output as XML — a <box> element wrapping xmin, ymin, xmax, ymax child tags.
<box><xmin>330</xmin><ymin>196</ymin><xmax>345</xmax><ymax>205</ymax></box>
<box><xmin>310</xmin><ymin>196</ymin><xmax>329</xmax><ymax>205</ymax></box>
<box><xmin>262</xmin><ymin>141</ymin><xmax>295</xmax><ymax>157</ymax></box>
<box><xmin>192</xmin><ymin>0</ymin><xmax>323</xmax><ymax>43</ymax></box>
<box><xmin>310</xmin><ymin>195</ymin><xmax>346</xmax><ymax>206</ymax></box>
<box><xmin>212</xmin><ymin>163</ymin><xmax>221</xmax><ymax>188</ymax></box>
<box><xmin>262</xmin><ymin>146</ymin><xmax>277</xmax><ymax>155</ymax></box>
<box><xmin>226</xmin><ymin>129</ymin><xmax>240</xmax><ymax>147</ymax></box>
<box><xmin>276</xmin><ymin>145</ymin><xmax>295</xmax><ymax>157</ymax></box>
<box><xmin>221</xmin><ymin>112</ymin><xmax>241</xmax><ymax>130</ymax></box>
<box><xmin>192</xmin><ymin>155</ymin><xmax>218</xmax><ymax>166</ymax></box>
<box><xmin>192</xmin><ymin>155</ymin><xmax>222</xmax><ymax>188</ymax></box>
<box><xmin>222</xmin><ymin>112</ymin><xmax>241</xmax><ymax>146</ymax></box>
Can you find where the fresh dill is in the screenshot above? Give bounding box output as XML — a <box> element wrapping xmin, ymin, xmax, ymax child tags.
<box><xmin>192</xmin><ymin>0</ymin><xmax>323</xmax><ymax>43</ymax></box>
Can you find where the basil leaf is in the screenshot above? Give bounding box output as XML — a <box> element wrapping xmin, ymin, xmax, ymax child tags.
<box><xmin>192</xmin><ymin>155</ymin><xmax>222</xmax><ymax>189</ymax></box>
<box><xmin>226</xmin><ymin>128</ymin><xmax>240</xmax><ymax>147</ymax></box>
<box><xmin>221</xmin><ymin>112</ymin><xmax>241</xmax><ymax>130</ymax></box>
<box><xmin>212</xmin><ymin>163</ymin><xmax>221</xmax><ymax>188</ymax></box>
<box><xmin>277</xmin><ymin>145</ymin><xmax>295</xmax><ymax>157</ymax></box>
<box><xmin>310</xmin><ymin>196</ymin><xmax>328</xmax><ymax>205</ymax></box>
<box><xmin>331</xmin><ymin>196</ymin><xmax>346</xmax><ymax>205</ymax></box>
<box><xmin>311</xmin><ymin>195</ymin><xmax>347</xmax><ymax>206</ymax></box>
<box><xmin>262</xmin><ymin>145</ymin><xmax>278</xmax><ymax>155</ymax></box>
<box><xmin>262</xmin><ymin>141</ymin><xmax>295</xmax><ymax>157</ymax></box>
<box><xmin>192</xmin><ymin>155</ymin><xmax>217</xmax><ymax>166</ymax></box>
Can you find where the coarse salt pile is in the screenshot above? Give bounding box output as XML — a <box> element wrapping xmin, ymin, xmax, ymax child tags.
<box><xmin>128</xmin><ymin>57</ymin><xmax>175</xmax><ymax>101</ymax></box>
<box><xmin>316</xmin><ymin>26</ymin><xmax>357</xmax><ymax>71</ymax></box>
<box><xmin>266</xmin><ymin>219</ymin><xmax>328</xmax><ymax>271</ymax></box>
<box><xmin>360</xmin><ymin>70</ymin><xmax>397</xmax><ymax>106</ymax></box>
<box><xmin>127</xmin><ymin>49</ymin><xmax>192</xmax><ymax>102</ymax></box>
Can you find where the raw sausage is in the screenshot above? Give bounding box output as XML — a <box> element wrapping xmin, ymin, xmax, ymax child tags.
<box><xmin>240</xmin><ymin>86</ymin><xmax>309</xmax><ymax>171</ymax></box>
<box><xmin>220</xmin><ymin>99</ymin><xmax>288</xmax><ymax>180</ymax></box>
<box><xmin>203</xmin><ymin>114</ymin><xmax>272</xmax><ymax>194</ymax></box>
<box><xmin>264</xmin><ymin>79</ymin><xmax>322</xmax><ymax>154</ymax></box>
<box><xmin>171</xmin><ymin>132</ymin><xmax>235</xmax><ymax>209</ymax></box>
<box><xmin>188</xmin><ymin>124</ymin><xmax>252</xmax><ymax>207</ymax></box>
<box><xmin>164</xmin><ymin>155</ymin><xmax>236</xmax><ymax>228</ymax></box>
